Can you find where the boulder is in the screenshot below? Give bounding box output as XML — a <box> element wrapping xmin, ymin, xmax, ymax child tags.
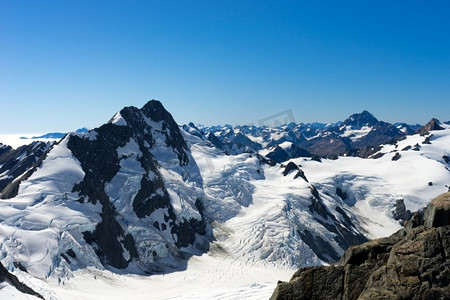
<box><xmin>424</xmin><ymin>192</ymin><xmax>450</xmax><ymax>228</ymax></box>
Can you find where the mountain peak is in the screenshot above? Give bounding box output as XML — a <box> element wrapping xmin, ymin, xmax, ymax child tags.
<box><xmin>341</xmin><ymin>110</ymin><xmax>379</xmax><ymax>129</ymax></box>
<box><xmin>141</xmin><ymin>99</ymin><xmax>173</xmax><ymax>123</ymax></box>
<box><xmin>416</xmin><ymin>118</ymin><xmax>443</xmax><ymax>136</ymax></box>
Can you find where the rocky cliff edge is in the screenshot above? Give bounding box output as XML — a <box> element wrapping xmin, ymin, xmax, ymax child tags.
<box><xmin>271</xmin><ymin>192</ymin><xmax>450</xmax><ymax>300</ymax></box>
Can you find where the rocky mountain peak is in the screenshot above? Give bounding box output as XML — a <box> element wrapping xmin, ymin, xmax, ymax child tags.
<box><xmin>111</xmin><ymin>100</ymin><xmax>189</xmax><ymax>166</ymax></box>
<box><xmin>61</xmin><ymin>100</ymin><xmax>207</xmax><ymax>270</ymax></box>
<box><xmin>141</xmin><ymin>99</ymin><xmax>176</xmax><ymax>123</ymax></box>
<box><xmin>416</xmin><ymin>118</ymin><xmax>444</xmax><ymax>136</ymax></box>
<box><xmin>342</xmin><ymin>110</ymin><xmax>379</xmax><ymax>129</ymax></box>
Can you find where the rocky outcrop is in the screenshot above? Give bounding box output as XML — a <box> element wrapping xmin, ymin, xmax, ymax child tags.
<box><xmin>0</xmin><ymin>141</ymin><xmax>52</xmax><ymax>195</ymax></box>
<box><xmin>416</xmin><ymin>118</ymin><xmax>444</xmax><ymax>136</ymax></box>
<box><xmin>266</xmin><ymin>145</ymin><xmax>312</xmax><ymax>164</ymax></box>
<box><xmin>392</xmin><ymin>199</ymin><xmax>412</xmax><ymax>225</ymax></box>
<box><xmin>282</xmin><ymin>162</ymin><xmax>308</xmax><ymax>182</ymax></box>
<box><xmin>0</xmin><ymin>261</ymin><xmax>43</xmax><ymax>299</ymax></box>
<box><xmin>271</xmin><ymin>192</ymin><xmax>450</xmax><ymax>300</ymax></box>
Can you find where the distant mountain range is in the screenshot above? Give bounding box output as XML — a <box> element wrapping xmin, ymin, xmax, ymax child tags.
<box><xmin>19</xmin><ymin>128</ymin><xmax>89</xmax><ymax>140</ymax></box>
<box><xmin>183</xmin><ymin>110</ymin><xmax>436</xmax><ymax>160</ymax></box>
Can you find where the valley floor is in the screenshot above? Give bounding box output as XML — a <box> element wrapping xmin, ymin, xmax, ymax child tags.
<box><xmin>47</xmin><ymin>244</ymin><xmax>293</xmax><ymax>300</ymax></box>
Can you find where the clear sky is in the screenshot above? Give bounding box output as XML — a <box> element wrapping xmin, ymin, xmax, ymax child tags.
<box><xmin>1</xmin><ymin>1</ymin><xmax>449</xmax><ymax>133</ymax></box>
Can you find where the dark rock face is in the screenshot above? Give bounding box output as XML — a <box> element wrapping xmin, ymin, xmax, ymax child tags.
<box><xmin>416</xmin><ymin>118</ymin><xmax>444</xmax><ymax>136</ymax></box>
<box><xmin>443</xmin><ymin>155</ymin><xmax>450</xmax><ymax>164</ymax></box>
<box><xmin>0</xmin><ymin>141</ymin><xmax>51</xmax><ymax>195</ymax></box>
<box><xmin>282</xmin><ymin>162</ymin><xmax>300</xmax><ymax>176</ymax></box>
<box><xmin>271</xmin><ymin>192</ymin><xmax>450</xmax><ymax>300</ymax></box>
<box><xmin>267</xmin><ymin>147</ymin><xmax>290</xmax><ymax>164</ymax></box>
<box><xmin>336</xmin><ymin>187</ymin><xmax>347</xmax><ymax>200</ymax></box>
<box><xmin>290</xmin><ymin>145</ymin><xmax>312</xmax><ymax>159</ymax></box>
<box><xmin>123</xmin><ymin>100</ymin><xmax>189</xmax><ymax>166</ymax></box>
<box><xmin>0</xmin><ymin>261</ymin><xmax>44</xmax><ymax>299</ymax></box>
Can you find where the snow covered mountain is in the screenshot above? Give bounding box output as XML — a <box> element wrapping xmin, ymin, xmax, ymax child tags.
<box><xmin>0</xmin><ymin>100</ymin><xmax>449</xmax><ymax>299</ymax></box>
<box><xmin>0</xmin><ymin>101</ymin><xmax>212</xmax><ymax>298</ymax></box>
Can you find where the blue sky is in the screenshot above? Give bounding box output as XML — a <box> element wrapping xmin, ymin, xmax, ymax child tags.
<box><xmin>1</xmin><ymin>1</ymin><xmax>449</xmax><ymax>133</ymax></box>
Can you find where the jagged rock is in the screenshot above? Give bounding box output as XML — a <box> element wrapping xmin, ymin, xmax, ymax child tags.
<box><xmin>293</xmin><ymin>169</ymin><xmax>308</xmax><ymax>182</ymax></box>
<box><xmin>392</xmin><ymin>199</ymin><xmax>412</xmax><ymax>224</ymax></box>
<box><xmin>1</xmin><ymin>143</ymin><xmax>53</xmax><ymax>199</ymax></box>
<box><xmin>0</xmin><ymin>261</ymin><xmax>44</xmax><ymax>299</ymax></box>
<box><xmin>311</xmin><ymin>155</ymin><xmax>322</xmax><ymax>162</ymax></box>
<box><xmin>401</xmin><ymin>145</ymin><xmax>412</xmax><ymax>151</ymax></box>
<box><xmin>422</xmin><ymin>135</ymin><xmax>432</xmax><ymax>144</ymax></box>
<box><xmin>282</xmin><ymin>162</ymin><xmax>299</xmax><ymax>176</ymax></box>
<box><xmin>443</xmin><ymin>155</ymin><xmax>450</xmax><ymax>164</ymax></box>
<box><xmin>271</xmin><ymin>192</ymin><xmax>450</xmax><ymax>300</ymax></box>
<box><xmin>391</xmin><ymin>152</ymin><xmax>401</xmax><ymax>161</ymax></box>
<box><xmin>300</xmin><ymin>135</ymin><xmax>350</xmax><ymax>157</ymax></box>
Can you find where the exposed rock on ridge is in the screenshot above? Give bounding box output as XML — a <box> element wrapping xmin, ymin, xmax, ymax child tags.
<box><xmin>271</xmin><ymin>192</ymin><xmax>450</xmax><ymax>300</ymax></box>
<box><xmin>0</xmin><ymin>261</ymin><xmax>43</xmax><ymax>299</ymax></box>
<box><xmin>0</xmin><ymin>141</ymin><xmax>52</xmax><ymax>195</ymax></box>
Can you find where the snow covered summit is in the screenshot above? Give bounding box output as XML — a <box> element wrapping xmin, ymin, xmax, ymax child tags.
<box><xmin>0</xmin><ymin>100</ymin><xmax>211</xmax><ymax>283</ymax></box>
